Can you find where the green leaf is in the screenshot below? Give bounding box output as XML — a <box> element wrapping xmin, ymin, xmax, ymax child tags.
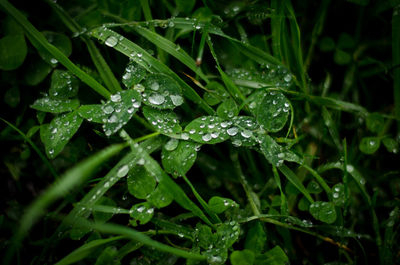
<box><xmin>130</xmin><ymin>202</ymin><xmax>155</xmax><ymax>226</ymax></box>
<box><xmin>40</xmin><ymin>111</ymin><xmax>83</xmax><ymax>158</ymax></box>
<box><xmin>230</xmin><ymin>250</ymin><xmax>255</xmax><ymax>265</ymax></box>
<box><xmin>127</xmin><ymin>166</ymin><xmax>156</xmax><ymax>200</ymax></box>
<box><xmin>24</xmin><ymin>59</ymin><xmax>53</xmax><ymax>86</ymax></box>
<box><xmin>78</xmin><ymin>105</ymin><xmax>105</xmax><ymax>123</ymax></box>
<box><xmin>122</xmin><ymin>61</ymin><xmax>146</xmax><ymax>89</ymax></box>
<box><xmin>229</xmin><ymin>116</ymin><xmax>260</xmax><ymax>147</ymax></box>
<box><xmin>184</xmin><ymin>116</ymin><xmax>229</xmax><ymax>144</ymax></box>
<box><xmin>102</xmin><ymin>90</ymin><xmax>142</xmax><ymax>136</ymax></box>
<box><xmin>175</xmin><ymin>0</ymin><xmax>196</xmax><ymax>14</ymax></box>
<box><xmin>382</xmin><ymin>137</ymin><xmax>399</xmax><ymax>153</ymax></box>
<box><xmin>55</xmin><ymin>236</ymin><xmax>123</xmax><ymax>265</ymax></box>
<box><xmin>94</xmin><ymin>246</ymin><xmax>119</xmax><ymax>265</ymax></box>
<box><xmin>162</xmin><ymin>140</ymin><xmax>197</xmax><ymax>177</ymax></box>
<box><xmin>278</xmin><ymin>165</ymin><xmax>314</xmax><ymax>203</ymax></box>
<box><xmin>49</xmin><ymin>70</ymin><xmax>79</xmax><ymax>99</ymax></box>
<box><xmin>359</xmin><ymin>136</ymin><xmax>381</xmax><ymax>154</ymax></box>
<box><xmin>245</xmin><ymin>222</ymin><xmax>266</xmax><ymax>254</ymax></box>
<box><xmin>366</xmin><ymin>112</ymin><xmax>385</xmax><ymax>133</ymax></box>
<box><xmin>332</xmin><ymin>183</ymin><xmax>347</xmax><ymax>206</ymax></box>
<box><xmin>93</xmin><ymin>197</ymin><xmax>116</xmax><ymax>223</ymax></box>
<box><xmin>195</xmin><ymin>224</ymin><xmax>216</xmax><ymax>249</ymax></box>
<box><xmin>319</xmin><ymin>36</ymin><xmax>335</xmax><ymax>52</ymax></box>
<box><xmin>309</xmin><ymin>201</ymin><xmax>337</xmax><ymax>224</ymax></box>
<box><xmin>142</xmin><ymin>73</ymin><xmax>183</xmax><ymax>109</ymax></box>
<box><xmin>255</xmin><ymin>246</ymin><xmax>289</xmax><ymax>265</ymax></box>
<box><xmin>306</xmin><ymin>180</ymin><xmax>323</xmax><ymax>194</ymax></box>
<box><xmin>142</xmin><ymin>106</ymin><xmax>182</xmax><ymax>135</ymax></box>
<box><xmin>260</xmin><ymin>135</ymin><xmax>302</xmax><ymax>167</ymax></box>
<box><xmin>31</xmin><ymin>97</ymin><xmax>80</xmax><ymax>113</ymax></box>
<box><xmin>147</xmin><ymin>184</ymin><xmax>174</xmax><ymax>208</ymax></box>
<box><xmin>298</xmin><ymin>196</ymin><xmax>310</xmax><ymax>211</ymax></box>
<box><xmin>39</xmin><ymin>31</ymin><xmax>72</xmax><ymax>66</ymax></box>
<box><xmin>334</xmin><ymin>49</ymin><xmax>351</xmax><ymax>65</ymax></box>
<box><xmin>216</xmin><ymin>98</ymin><xmax>239</xmax><ymax>119</ymax></box>
<box><xmin>203</xmin><ymin>81</ymin><xmax>228</xmax><ymax>106</ymax></box>
<box><xmin>208</xmin><ymin>196</ymin><xmax>238</xmax><ymax>214</ymax></box>
<box><xmin>0</xmin><ymin>34</ymin><xmax>27</xmax><ymax>70</ymax></box>
<box><xmin>256</xmin><ymin>91</ymin><xmax>290</xmax><ymax>133</ymax></box>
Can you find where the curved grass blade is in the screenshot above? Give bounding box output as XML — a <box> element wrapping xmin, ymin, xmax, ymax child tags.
<box><xmin>0</xmin><ymin>0</ymin><xmax>111</xmax><ymax>99</ymax></box>
<box><xmin>0</xmin><ymin>118</ymin><xmax>58</xmax><ymax>179</ymax></box>
<box><xmin>278</xmin><ymin>165</ymin><xmax>314</xmax><ymax>203</ymax></box>
<box><xmin>88</xmin><ymin>27</ymin><xmax>214</xmax><ymax>115</ymax></box>
<box><xmin>132</xmin><ymin>25</ymin><xmax>209</xmax><ymax>82</ymax></box>
<box><xmin>3</xmin><ymin>143</ymin><xmax>127</xmax><ymax>265</ymax></box>
<box><xmin>88</xmin><ymin>222</ymin><xmax>206</xmax><ymax>260</ymax></box>
<box><xmin>55</xmin><ymin>236</ymin><xmax>124</xmax><ymax>265</ymax></box>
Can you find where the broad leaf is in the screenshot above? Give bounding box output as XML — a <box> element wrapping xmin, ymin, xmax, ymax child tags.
<box><xmin>78</xmin><ymin>105</ymin><xmax>105</xmax><ymax>123</ymax></box>
<box><xmin>184</xmin><ymin>116</ymin><xmax>229</xmax><ymax>144</ymax></box>
<box><xmin>127</xmin><ymin>166</ymin><xmax>156</xmax><ymax>200</ymax></box>
<box><xmin>260</xmin><ymin>135</ymin><xmax>302</xmax><ymax>167</ymax></box>
<box><xmin>122</xmin><ymin>61</ymin><xmax>146</xmax><ymax>89</ymax></box>
<box><xmin>0</xmin><ymin>34</ymin><xmax>27</xmax><ymax>70</ymax></box>
<box><xmin>142</xmin><ymin>73</ymin><xmax>183</xmax><ymax>109</ymax></box>
<box><xmin>256</xmin><ymin>91</ymin><xmax>290</xmax><ymax>133</ymax></box>
<box><xmin>244</xmin><ymin>221</ymin><xmax>266</xmax><ymax>254</ymax></box>
<box><xmin>49</xmin><ymin>70</ymin><xmax>79</xmax><ymax>99</ymax></box>
<box><xmin>208</xmin><ymin>196</ymin><xmax>238</xmax><ymax>214</ymax></box>
<box><xmin>216</xmin><ymin>98</ymin><xmax>239</xmax><ymax>119</ymax></box>
<box><xmin>31</xmin><ymin>97</ymin><xmax>80</xmax><ymax>113</ymax></box>
<box><xmin>254</xmin><ymin>246</ymin><xmax>289</xmax><ymax>265</ymax></box>
<box><xmin>147</xmin><ymin>184</ymin><xmax>174</xmax><ymax>208</ymax></box>
<box><xmin>332</xmin><ymin>183</ymin><xmax>347</xmax><ymax>206</ymax></box>
<box><xmin>102</xmin><ymin>90</ymin><xmax>142</xmax><ymax>136</ymax></box>
<box><xmin>162</xmin><ymin>140</ymin><xmax>197</xmax><ymax>177</ymax></box>
<box><xmin>130</xmin><ymin>202</ymin><xmax>155</xmax><ymax>226</ymax></box>
<box><xmin>230</xmin><ymin>250</ymin><xmax>255</xmax><ymax>265</ymax></box>
<box><xmin>142</xmin><ymin>106</ymin><xmax>182</xmax><ymax>135</ymax></box>
<box><xmin>229</xmin><ymin>116</ymin><xmax>260</xmax><ymax>147</ymax></box>
<box><xmin>309</xmin><ymin>201</ymin><xmax>337</xmax><ymax>224</ymax></box>
<box><xmin>359</xmin><ymin>136</ymin><xmax>380</xmax><ymax>154</ymax></box>
<box><xmin>40</xmin><ymin>111</ymin><xmax>83</xmax><ymax>158</ymax></box>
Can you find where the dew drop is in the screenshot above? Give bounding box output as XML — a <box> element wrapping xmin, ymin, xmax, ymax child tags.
<box><xmin>148</xmin><ymin>94</ymin><xmax>165</xmax><ymax>105</ymax></box>
<box><xmin>165</xmin><ymin>138</ymin><xmax>179</xmax><ymax>151</ymax></box>
<box><xmin>170</xmin><ymin>95</ymin><xmax>184</xmax><ymax>106</ymax></box>
<box><xmin>103</xmin><ymin>105</ymin><xmax>114</xmax><ymax>114</ymax></box>
<box><xmin>202</xmin><ymin>133</ymin><xmax>212</xmax><ymax>142</ymax></box>
<box><xmin>110</xmin><ymin>94</ymin><xmax>121</xmax><ymax>102</ymax></box>
<box><xmin>105</xmin><ymin>36</ymin><xmax>118</xmax><ymax>47</ymax></box>
<box><xmin>240</xmin><ymin>130</ymin><xmax>252</xmax><ymax>138</ymax></box>
<box><xmin>227</xmin><ymin>127</ymin><xmax>238</xmax><ymax>136</ymax></box>
<box><xmin>117</xmin><ymin>165</ymin><xmax>129</xmax><ymax>178</ymax></box>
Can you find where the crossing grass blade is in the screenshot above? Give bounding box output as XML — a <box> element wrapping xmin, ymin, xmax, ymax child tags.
<box><xmin>3</xmin><ymin>143</ymin><xmax>127</xmax><ymax>265</ymax></box>
<box><xmin>278</xmin><ymin>165</ymin><xmax>314</xmax><ymax>203</ymax></box>
<box><xmin>1</xmin><ymin>118</ymin><xmax>58</xmax><ymax>179</ymax></box>
<box><xmin>44</xmin><ymin>0</ymin><xmax>122</xmax><ymax>94</ymax></box>
<box><xmin>0</xmin><ymin>0</ymin><xmax>111</xmax><ymax>99</ymax></box>
<box><xmin>89</xmin><ymin>26</ymin><xmax>214</xmax><ymax>115</ymax></box>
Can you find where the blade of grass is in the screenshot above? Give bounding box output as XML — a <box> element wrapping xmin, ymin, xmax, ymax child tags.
<box><xmin>278</xmin><ymin>165</ymin><xmax>314</xmax><ymax>203</ymax></box>
<box><xmin>322</xmin><ymin>106</ymin><xmax>342</xmax><ymax>149</ymax></box>
<box><xmin>272</xmin><ymin>165</ymin><xmax>289</xmax><ymax>215</ymax></box>
<box><xmin>271</xmin><ymin>0</ymin><xmax>284</xmax><ymax>61</ymax></box>
<box><xmin>393</xmin><ymin>5</ymin><xmax>400</xmax><ymax>130</ymax></box>
<box><xmin>0</xmin><ymin>0</ymin><xmax>111</xmax><ymax>99</ymax></box>
<box><xmin>55</xmin><ymin>236</ymin><xmax>125</xmax><ymax>265</ymax></box>
<box><xmin>87</xmin><ymin>222</ymin><xmax>206</xmax><ymax>260</ymax></box>
<box><xmin>89</xmin><ymin>26</ymin><xmax>214</xmax><ymax>115</ymax></box>
<box><xmin>3</xmin><ymin>143</ymin><xmax>127</xmax><ymax>265</ymax></box>
<box><xmin>1</xmin><ymin>118</ymin><xmax>58</xmax><ymax>179</ymax></box>
<box><xmin>44</xmin><ymin>0</ymin><xmax>122</xmax><ymax>94</ymax></box>
<box><xmin>182</xmin><ymin>175</ymin><xmax>221</xmax><ymax>224</ymax></box>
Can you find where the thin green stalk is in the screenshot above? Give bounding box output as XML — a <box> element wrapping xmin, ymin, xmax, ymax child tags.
<box><xmin>301</xmin><ymin>164</ymin><xmax>332</xmax><ymax>196</ymax></box>
<box><xmin>1</xmin><ymin>118</ymin><xmax>58</xmax><ymax>179</ymax></box>
<box><xmin>272</xmin><ymin>165</ymin><xmax>288</xmax><ymax>215</ymax></box>
<box><xmin>231</xmin><ymin>150</ymin><xmax>261</xmax><ymax>216</ymax></box>
<box><xmin>44</xmin><ymin>0</ymin><xmax>122</xmax><ymax>94</ymax></box>
<box><xmin>393</xmin><ymin>5</ymin><xmax>400</xmax><ymax>130</ymax></box>
<box><xmin>0</xmin><ymin>0</ymin><xmax>111</xmax><ymax>99</ymax></box>
<box><xmin>182</xmin><ymin>175</ymin><xmax>221</xmax><ymax>224</ymax></box>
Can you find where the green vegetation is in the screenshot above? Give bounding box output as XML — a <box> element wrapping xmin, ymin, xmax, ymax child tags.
<box><xmin>1</xmin><ymin>0</ymin><xmax>399</xmax><ymax>264</ymax></box>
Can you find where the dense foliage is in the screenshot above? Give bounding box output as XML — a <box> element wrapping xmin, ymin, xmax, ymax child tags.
<box><xmin>1</xmin><ymin>0</ymin><xmax>399</xmax><ymax>264</ymax></box>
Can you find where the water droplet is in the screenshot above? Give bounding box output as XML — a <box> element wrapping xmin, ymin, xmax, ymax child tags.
<box><xmin>284</xmin><ymin>74</ymin><xmax>292</xmax><ymax>82</ymax></box>
<box><xmin>165</xmin><ymin>138</ymin><xmax>179</xmax><ymax>151</ymax></box>
<box><xmin>137</xmin><ymin>158</ymin><xmax>145</xmax><ymax>165</ymax></box>
<box><xmin>110</xmin><ymin>94</ymin><xmax>121</xmax><ymax>102</ymax></box>
<box><xmin>346</xmin><ymin>165</ymin><xmax>354</xmax><ymax>173</ymax></box>
<box><xmin>202</xmin><ymin>134</ymin><xmax>212</xmax><ymax>142</ymax></box>
<box><xmin>240</xmin><ymin>130</ymin><xmax>252</xmax><ymax>138</ymax></box>
<box><xmin>170</xmin><ymin>95</ymin><xmax>184</xmax><ymax>106</ymax></box>
<box><xmin>50</xmin><ymin>58</ymin><xmax>58</xmax><ymax>64</ymax></box>
<box><xmin>148</xmin><ymin>94</ymin><xmax>165</xmax><ymax>105</ymax></box>
<box><xmin>51</xmin><ymin>127</ymin><xmax>58</xmax><ymax>134</ymax></box>
<box><xmin>181</xmin><ymin>133</ymin><xmax>189</xmax><ymax>140</ymax></box>
<box><xmin>227</xmin><ymin>127</ymin><xmax>238</xmax><ymax>136</ymax></box>
<box><xmin>151</xmin><ymin>82</ymin><xmax>159</xmax><ymax>90</ymax></box>
<box><xmin>117</xmin><ymin>165</ymin><xmax>129</xmax><ymax>178</ymax></box>
<box><xmin>333</xmin><ymin>192</ymin><xmax>339</xmax><ymax>198</ymax></box>
<box><xmin>103</xmin><ymin>105</ymin><xmax>114</xmax><ymax>114</ymax></box>
<box><xmin>105</xmin><ymin>36</ymin><xmax>118</xmax><ymax>47</ymax></box>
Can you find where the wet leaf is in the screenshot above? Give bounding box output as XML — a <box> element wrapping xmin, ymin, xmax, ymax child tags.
<box><xmin>184</xmin><ymin>116</ymin><xmax>229</xmax><ymax>144</ymax></box>
<box><xmin>244</xmin><ymin>221</ymin><xmax>266</xmax><ymax>254</ymax></box>
<box><xmin>142</xmin><ymin>106</ymin><xmax>182</xmax><ymax>135</ymax></box>
<box><xmin>127</xmin><ymin>166</ymin><xmax>156</xmax><ymax>200</ymax></box>
<box><xmin>256</xmin><ymin>91</ymin><xmax>290</xmax><ymax>133</ymax></box>
<box><xmin>40</xmin><ymin>111</ymin><xmax>83</xmax><ymax>158</ymax></box>
<box><xmin>216</xmin><ymin>98</ymin><xmax>238</xmax><ymax>119</ymax></box>
<box><xmin>260</xmin><ymin>135</ymin><xmax>302</xmax><ymax>167</ymax></box>
<box><xmin>229</xmin><ymin>116</ymin><xmax>260</xmax><ymax>147</ymax></box>
<box><xmin>31</xmin><ymin>97</ymin><xmax>80</xmax><ymax>113</ymax></box>
<box><xmin>38</xmin><ymin>31</ymin><xmax>72</xmax><ymax>66</ymax></box>
<box><xmin>230</xmin><ymin>250</ymin><xmax>255</xmax><ymax>265</ymax></box>
<box><xmin>142</xmin><ymin>73</ymin><xmax>183</xmax><ymax>109</ymax></box>
<box><xmin>147</xmin><ymin>184</ymin><xmax>174</xmax><ymax>208</ymax></box>
<box><xmin>307</xmin><ymin>180</ymin><xmax>323</xmax><ymax>194</ymax></box>
<box><xmin>332</xmin><ymin>183</ymin><xmax>347</xmax><ymax>206</ymax></box>
<box><xmin>162</xmin><ymin>140</ymin><xmax>197</xmax><ymax>177</ymax></box>
<box><xmin>382</xmin><ymin>137</ymin><xmax>399</xmax><ymax>154</ymax></box>
<box><xmin>129</xmin><ymin>202</ymin><xmax>155</xmax><ymax>226</ymax></box>
<box><xmin>102</xmin><ymin>90</ymin><xmax>142</xmax><ymax>136</ymax></box>
<box><xmin>78</xmin><ymin>105</ymin><xmax>105</xmax><ymax>123</ymax></box>
<box><xmin>309</xmin><ymin>201</ymin><xmax>337</xmax><ymax>224</ymax></box>
<box><xmin>122</xmin><ymin>61</ymin><xmax>146</xmax><ymax>89</ymax></box>
<box><xmin>208</xmin><ymin>196</ymin><xmax>238</xmax><ymax>214</ymax></box>
<box><xmin>49</xmin><ymin>70</ymin><xmax>79</xmax><ymax>99</ymax></box>
<box><xmin>359</xmin><ymin>136</ymin><xmax>380</xmax><ymax>154</ymax></box>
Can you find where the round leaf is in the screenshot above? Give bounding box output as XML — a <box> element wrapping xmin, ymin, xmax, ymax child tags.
<box><xmin>0</xmin><ymin>34</ymin><xmax>27</xmax><ymax>70</ymax></box>
<box><xmin>359</xmin><ymin>137</ymin><xmax>380</xmax><ymax>154</ymax></box>
<box><xmin>162</xmin><ymin>140</ymin><xmax>197</xmax><ymax>177</ymax></box>
<box><xmin>309</xmin><ymin>201</ymin><xmax>337</xmax><ymax>224</ymax></box>
<box><xmin>256</xmin><ymin>91</ymin><xmax>290</xmax><ymax>133</ymax></box>
<box><xmin>127</xmin><ymin>166</ymin><xmax>156</xmax><ymax>199</ymax></box>
<box><xmin>184</xmin><ymin>116</ymin><xmax>229</xmax><ymax>144</ymax></box>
